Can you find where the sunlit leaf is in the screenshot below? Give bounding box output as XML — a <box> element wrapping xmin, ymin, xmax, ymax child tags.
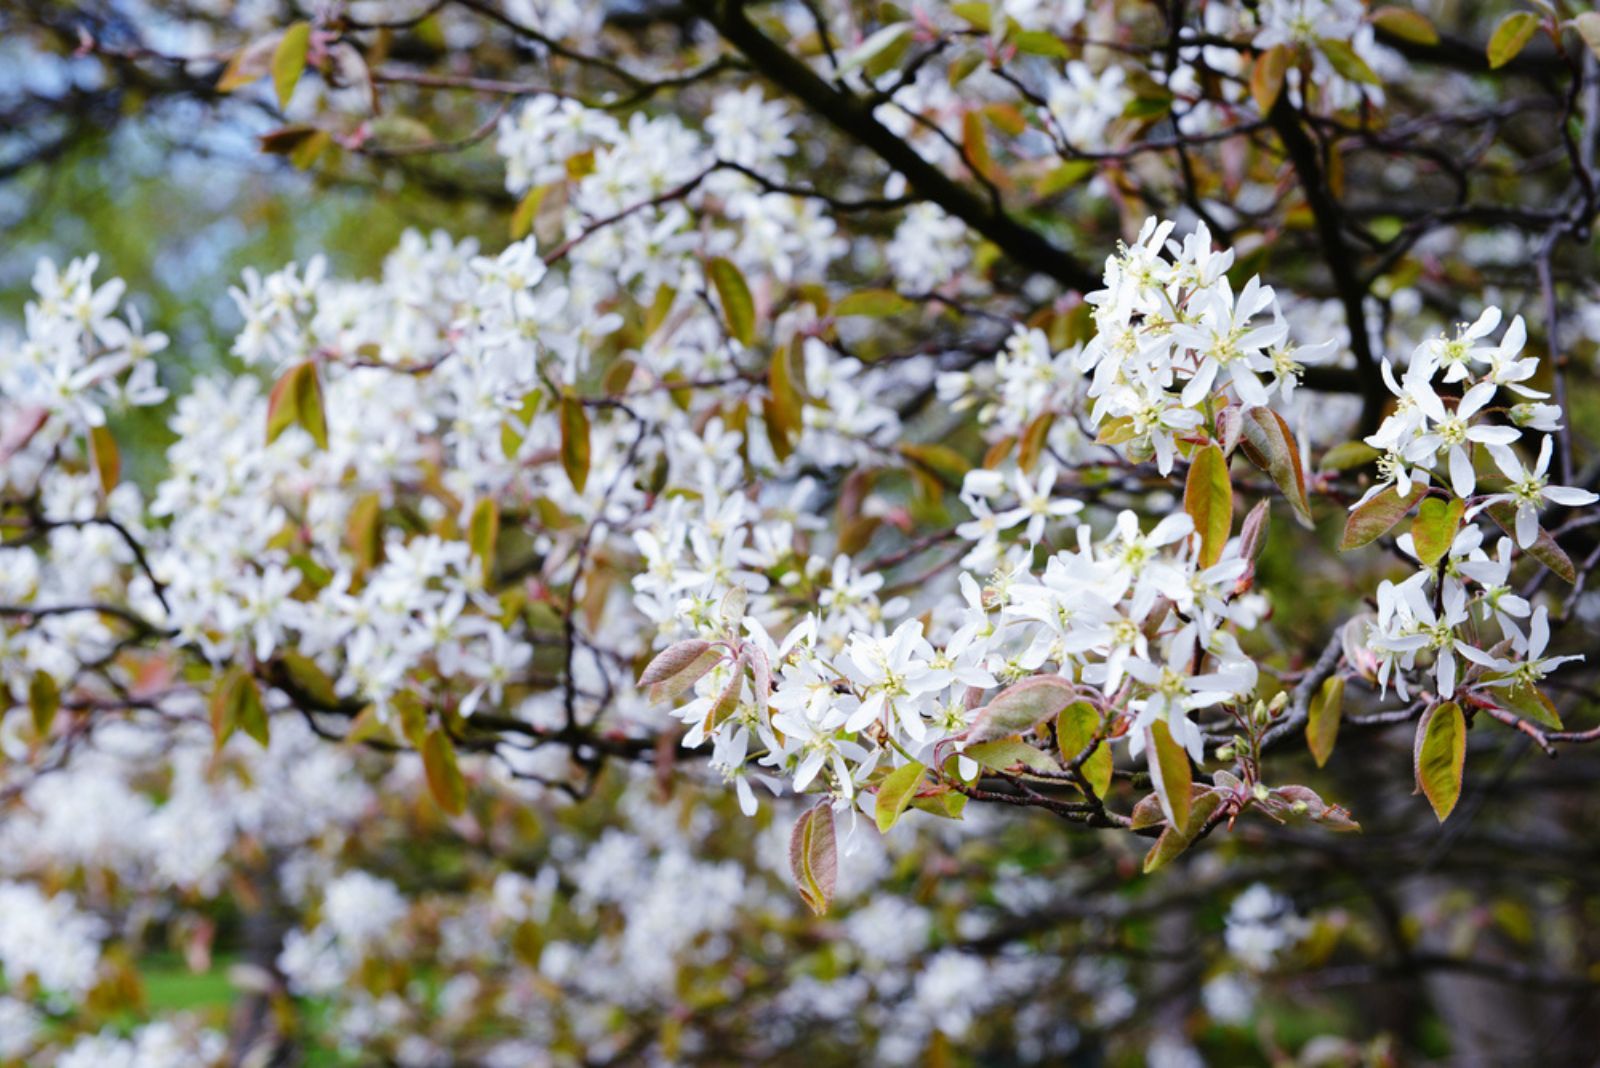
<box><xmin>1184</xmin><ymin>443</ymin><xmax>1233</xmax><ymax>568</ymax></box>
<box><xmin>875</xmin><ymin>761</ymin><xmax>926</xmax><ymax>833</ymax></box>
<box><xmin>1415</xmin><ymin>700</ymin><xmax>1466</xmax><ymax>822</ymax></box>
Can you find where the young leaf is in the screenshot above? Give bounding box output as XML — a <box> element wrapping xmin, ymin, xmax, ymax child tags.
<box><xmin>237</xmin><ymin>672</ymin><xmax>269</xmax><ymax>747</ymax></box>
<box><xmin>1238</xmin><ymin>498</ymin><xmax>1272</xmax><ymax>563</ymax></box>
<box><xmin>966</xmin><ymin>738</ymin><xmax>1059</xmax><ymax>774</ymax></box>
<box><xmin>1306</xmin><ymin>674</ymin><xmax>1345</xmax><ymax>768</ymax></box>
<box><xmin>1056</xmin><ymin>700</ymin><xmax>1112</xmax><ymax>798</ymax></box>
<box><xmin>210</xmin><ymin>665</ymin><xmax>268</xmax><ymax>747</ymax></box>
<box><xmin>767</xmin><ymin>341</ymin><xmax>804</xmax><ymax>452</ymax></box>
<box><xmin>648</xmin><ymin>646</ymin><xmax>723</xmax><ymax>704</ymax></box>
<box><xmin>834</xmin><ymin>289</ymin><xmax>916</xmax><ymax>317</ymax></box>
<box><xmin>1411</xmin><ymin>496</ymin><xmax>1465</xmax><ymax>567</ymax></box>
<box><xmin>1487</xmin><ymin>11</ymin><xmax>1538</xmax><ymax>69</ymax></box>
<box><xmin>708</xmin><ymin>257</ymin><xmax>756</xmax><ymax>346</ymax></box>
<box><xmin>1415</xmin><ymin>700</ymin><xmax>1466</xmax><ymax>822</ymax></box>
<box><xmin>1250</xmin><ymin>45</ymin><xmax>1290</xmax><ymax>114</ymax></box>
<box><xmin>1497</xmin><ymin>683</ymin><xmax>1561</xmax><ymax>730</ymax></box>
<box><xmin>1146</xmin><ymin>721</ymin><xmax>1192</xmax><ymax>830</ymax></box>
<box><xmin>1318</xmin><ymin>38</ymin><xmax>1381</xmax><ymax>84</ymax></box>
<box><xmin>88</xmin><ymin>425</ymin><xmax>120</xmax><ymax>496</ymax></box>
<box><xmin>639</xmin><ymin>639</ymin><xmax>715</xmax><ymax>687</ymax></box>
<box><xmin>468</xmin><ymin>497</ymin><xmax>500</xmax><ymax>580</ymax></box>
<box><xmin>216</xmin><ymin>34</ymin><xmax>281</xmax><ymax>93</ymax></box>
<box><xmin>898</xmin><ymin>442</ymin><xmax>972</xmax><ymax>487</ymax></box>
<box><xmin>280</xmin><ymin>651</ymin><xmax>340</xmax><ymax>708</ymax></box>
<box><xmin>1240</xmin><ymin>406</ymin><xmax>1312</xmax><ymax>527</ymax></box>
<box><xmin>789</xmin><ymin>801</ymin><xmax>838</xmax><ymax>915</ymax></box>
<box><xmin>422</xmin><ymin>728</ymin><xmax>469</xmax><ymax>816</ymax></box>
<box><xmin>1264</xmin><ymin>784</ymin><xmax>1361</xmax><ymax>831</ymax></box>
<box><xmin>1371</xmin><ymin>6</ymin><xmax>1439</xmax><ymax>44</ymax></box>
<box><xmin>968</xmin><ymin>676</ymin><xmax>1076</xmax><ymax>745</ymax></box>
<box><xmin>1319</xmin><ymin>440</ymin><xmax>1380</xmax><ymax>472</ymax></box>
<box><xmin>265</xmin><ymin>360</ymin><xmax>328</xmax><ymax>449</ymax></box>
<box><xmin>1485</xmin><ymin>501</ymin><xmax>1576</xmax><ymax>582</ymax></box>
<box><xmin>510</xmin><ymin>184</ymin><xmax>550</xmax><ymax>240</ymax></box>
<box><xmin>1143</xmin><ymin>789</ymin><xmax>1223</xmax><ymax>873</ymax></box>
<box><xmin>1340</xmin><ymin>483</ymin><xmax>1426</xmax><ymax>550</ymax></box>
<box><xmin>28</xmin><ymin>670</ymin><xmax>60</xmax><ymax>737</ymax></box>
<box><xmin>1018</xmin><ymin>412</ymin><xmax>1054</xmax><ymax>473</ymax></box>
<box><xmin>875</xmin><ymin>761</ymin><xmax>926</xmax><ymax>833</ymax></box>
<box><xmin>559</xmin><ymin>393</ymin><xmax>591</xmax><ymax>493</ymax></box>
<box><xmin>1184</xmin><ymin>443</ymin><xmax>1233</xmax><ymax>568</ymax></box>
<box><xmin>272</xmin><ymin>21</ymin><xmax>312</xmax><ymax>109</ymax></box>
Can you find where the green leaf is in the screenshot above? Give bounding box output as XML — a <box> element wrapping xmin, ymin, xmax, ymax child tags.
<box><xmin>949</xmin><ymin>1</ymin><xmax>992</xmax><ymax>32</ymax></box>
<box><xmin>280</xmin><ymin>651</ymin><xmax>339</xmax><ymax>708</ymax></box>
<box><xmin>559</xmin><ymin>393</ymin><xmax>591</xmax><ymax>494</ymax></box>
<box><xmin>1497</xmin><ymin>682</ymin><xmax>1562</xmax><ymax>730</ymax></box>
<box><xmin>1146</xmin><ymin>721</ymin><xmax>1192</xmax><ymax>830</ymax></box>
<box><xmin>1143</xmin><ymin>789</ymin><xmax>1223</xmax><ymax>873</ymax></box>
<box><xmin>265</xmin><ymin>360</ymin><xmax>328</xmax><ymax>449</ymax></box>
<box><xmin>1122</xmin><ymin>90</ymin><xmax>1174</xmax><ymax>120</ymax></box>
<box><xmin>1306</xmin><ymin>674</ymin><xmax>1345</xmax><ymax>768</ymax></box>
<box><xmin>789</xmin><ymin>801</ymin><xmax>838</xmax><ymax>915</ymax></box>
<box><xmin>1013</xmin><ymin>29</ymin><xmax>1072</xmax><ymax>57</ymax></box>
<box><xmin>708</xmin><ymin>257</ymin><xmax>756</xmax><ymax>346</ymax></box>
<box><xmin>28</xmin><ymin>670</ymin><xmax>59</xmax><ymax>737</ymax></box>
<box><xmin>968</xmin><ymin>676</ymin><xmax>1076</xmax><ymax>744</ymax></box>
<box><xmin>875</xmin><ymin>761</ymin><xmax>927</xmax><ymax>833</ymax></box>
<box><xmin>1411</xmin><ymin>496</ymin><xmax>1465</xmax><ymax>567</ymax></box>
<box><xmin>898</xmin><ymin>442</ymin><xmax>972</xmax><ymax>487</ymax></box>
<box><xmin>1184</xmin><ymin>443</ymin><xmax>1233</xmax><ymax>568</ymax></box>
<box><xmin>966</xmin><ymin>738</ymin><xmax>1060</xmax><ymax>774</ymax></box>
<box><xmin>210</xmin><ymin>665</ymin><xmax>268</xmax><ymax>748</ymax></box>
<box><xmin>1319</xmin><ymin>440</ymin><xmax>1380</xmax><ymax>472</ymax></box>
<box><xmin>1036</xmin><ymin>160</ymin><xmax>1094</xmax><ymax>198</ymax></box>
<box><xmin>422</xmin><ymin>728</ymin><xmax>468</xmax><ymax>816</ymax></box>
<box><xmin>216</xmin><ymin>35</ymin><xmax>279</xmax><ymax>93</ymax></box>
<box><xmin>393</xmin><ymin>690</ymin><xmax>428</xmax><ymax>749</ymax></box>
<box><xmin>88</xmin><ymin>425</ymin><xmax>120</xmax><ymax>496</ymax></box>
<box><xmin>1056</xmin><ymin>700</ymin><xmax>1112</xmax><ymax>798</ymax></box>
<box><xmin>272</xmin><ymin>21</ymin><xmax>311</xmax><ymax>109</ymax></box>
<box><xmin>1485</xmin><ymin>501</ymin><xmax>1576</xmax><ymax>582</ymax></box>
<box><xmin>1319</xmin><ymin>37</ymin><xmax>1381</xmax><ymax>84</ymax></box>
<box><xmin>1487</xmin><ymin>11</ymin><xmax>1538</xmax><ymax>69</ymax></box>
<box><xmin>510</xmin><ymin>184</ymin><xmax>551</xmax><ymax>240</ymax></box>
<box><xmin>1250</xmin><ymin>45</ymin><xmax>1290</xmax><ymax>115</ymax></box>
<box><xmin>909</xmin><ymin>786</ymin><xmax>968</xmax><ymax>820</ymax></box>
<box><xmin>1415</xmin><ymin>700</ymin><xmax>1466</xmax><ymax>822</ymax></box>
<box><xmin>1340</xmin><ymin>483</ymin><xmax>1426</xmax><ymax>550</ymax></box>
<box><xmin>1372</xmin><ymin>6</ymin><xmax>1439</xmax><ymax>45</ymax></box>
<box><xmin>1240</xmin><ymin>406</ymin><xmax>1312</xmax><ymax>528</ymax></box>
<box><xmin>469</xmin><ymin>497</ymin><xmax>500</xmax><ymax>581</ymax></box>
<box><xmin>766</xmin><ymin>341</ymin><xmax>804</xmax><ymax>456</ymax></box>
<box><xmin>834</xmin><ymin>289</ymin><xmax>917</xmax><ymax>318</ymax></box>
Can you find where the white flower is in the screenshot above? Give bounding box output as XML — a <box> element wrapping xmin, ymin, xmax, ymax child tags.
<box><xmin>1406</xmin><ymin>379</ymin><xmax>1518</xmax><ymax>498</ymax></box>
<box><xmin>995</xmin><ymin>462</ymin><xmax>1083</xmax><ymax>544</ymax></box>
<box><xmin>1481</xmin><ymin>435</ymin><xmax>1598</xmax><ymax>547</ymax></box>
<box><xmin>1461</xmin><ymin>606</ymin><xmax>1583</xmax><ymax>689</ymax></box>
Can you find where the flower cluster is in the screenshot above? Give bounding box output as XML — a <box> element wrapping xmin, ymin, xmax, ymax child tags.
<box><xmin>1360</xmin><ymin>309</ymin><xmax>1594</xmax><ymax>699</ymax></box>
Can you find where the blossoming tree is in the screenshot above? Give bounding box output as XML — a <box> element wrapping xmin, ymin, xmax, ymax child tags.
<box><xmin>3</xmin><ymin>0</ymin><xmax>1600</xmax><ymax>1062</ymax></box>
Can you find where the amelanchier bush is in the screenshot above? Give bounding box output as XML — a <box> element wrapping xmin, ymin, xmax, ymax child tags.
<box><xmin>4</xmin><ymin>0</ymin><xmax>1600</xmax><ymax>1063</ymax></box>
